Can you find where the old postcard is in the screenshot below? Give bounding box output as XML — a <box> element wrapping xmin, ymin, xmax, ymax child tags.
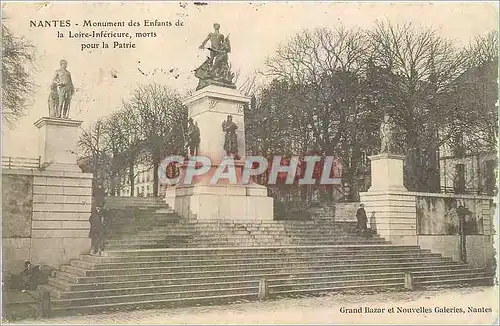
<box><xmin>1</xmin><ymin>1</ymin><xmax>499</xmax><ymax>324</ymax></box>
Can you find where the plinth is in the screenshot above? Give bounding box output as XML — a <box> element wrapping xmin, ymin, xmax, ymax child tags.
<box><xmin>165</xmin><ymin>85</ymin><xmax>274</xmax><ymax>221</ymax></box>
<box><xmin>34</xmin><ymin>117</ymin><xmax>83</xmax><ymax>172</ymax></box>
<box><xmin>359</xmin><ymin>152</ymin><xmax>417</xmax><ymax>245</ymax></box>
<box><xmin>367</xmin><ymin>153</ymin><xmax>407</xmax><ymax>192</ymax></box>
<box><xmin>31</xmin><ymin>116</ymin><xmax>93</xmax><ymax>268</ymax></box>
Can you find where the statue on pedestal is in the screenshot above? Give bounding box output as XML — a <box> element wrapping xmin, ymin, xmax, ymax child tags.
<box><xmin>195</xmin><ymin>23</ymin><xmax>235</xmax><ymax>91</ymax></box>
<box><xmin>380</xmin><ymin>112</ymin><xmax>393</xmax><ymax>153</ymax></box>
<box><xmin>222</xmin><ymin>115</ymin><xmax>238</xmax><ymax>157</ymax></box>
<box><xmin>187</xmin><ymin>118</ymin><xmax>200</xmax><ymax>156</ymax></box>
<box><xmin>48</xmin><ymin>59</ymin><xmax>74</xmax><ymax>119</ymax></box>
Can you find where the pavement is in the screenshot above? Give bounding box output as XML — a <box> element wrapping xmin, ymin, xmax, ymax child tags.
<box><xmin>6</xmin><ymin>286</ymin><xmax>499</xmax><ymax>325</ymax></box>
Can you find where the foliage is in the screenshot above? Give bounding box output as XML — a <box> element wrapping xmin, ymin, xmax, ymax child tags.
<box><xmin>2</xmin><ymin>22</ymin><xmax>35</xmax><ymax>126</ymax></box>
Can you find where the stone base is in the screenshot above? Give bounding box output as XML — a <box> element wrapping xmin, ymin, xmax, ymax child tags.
<box><xmin>165</xmin><ymin>183</ymin><xmax>274</xmax><ymax>221</ymax></box>
<box><xmin>31</xmin><ymin>169</ymin><xmax>93</xmax><ymax>269</ymax></box>
<box><xmin>368</xmin><ymin>153</ymin><xmax>407</xmax><ymax>192</ymax></box>
<box><xmin>360</xmin><ymin>191</ymin><xmax>417</xmax><ymax>245</ymax></box>
<box><xmin>35</xmin><ymin>117</ymin><xmax>83</xmax><ymax>172</ymax></box>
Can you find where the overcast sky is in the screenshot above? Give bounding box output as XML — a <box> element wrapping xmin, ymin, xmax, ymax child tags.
<box><xmin>2</xmin><ymin>1</ymin><xmax>498</xmax><ymax>157</ymax></box>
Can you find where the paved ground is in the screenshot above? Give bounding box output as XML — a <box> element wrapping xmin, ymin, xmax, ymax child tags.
<box><xmin>8</xmin><ymin>286</ymin><xmax>499</xmax><ymax>325</ymax></box>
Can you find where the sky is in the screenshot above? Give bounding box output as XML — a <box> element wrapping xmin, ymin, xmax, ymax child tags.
<box><xmin>2</xmin><ymin>1</ymin><xmax>498</xmax><ymax>157</ymax></box>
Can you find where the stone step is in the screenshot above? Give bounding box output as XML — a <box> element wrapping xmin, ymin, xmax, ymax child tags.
<box><xmin>48</xmin><ymin>292</ymin><xmax>258</xmax><ymax>316</ymax></box>
<box><xmin>45</xmin><ymin>273</ymin><xmax>491</xmax><ymax>316</ymax></box>
<box><xmin>105</xmin><ymin>236</ymin><xmax>385</xmax><ymax>245</ymax></box>
<box><xmin>80</xmin><ymin>249</ymin><xmax>436</xmax><ymax>263</ymax></box>
<box><xmin>52</xmin><ymin>262</ymin><xmax>472</xmax><ymax>284</ymax></box>
<box><xmin>48</xmin><ymin>286</ymin><xmax>258</xmax><ymax>307</ymax></box>
<box><xmin>102</xmin><ymin>245</ymin><xmax>424</xmax><ymax>257</ymax></box>
<box><xmin>59</xmin><ymin>258</ymin><xmax>460</xmax><ymax>278</ymax></box>
<box><xmin>50</xmin><ymin>267</ymin><xmax>478</xmax><ymax>292</ymax></box>
<box><xmin>46</xmin><ymin>276</ymin><xmax>414</xmax><ymax>300</ymax></box>
<box><xmin>104</xmin><ymin>240</ymin><xmax>390</xmax><ymax>250</ymax></box>
<box><xmin>70</xmin><ymin>253</ymin><xmax>448</xmax><ymax>270</ymax></box>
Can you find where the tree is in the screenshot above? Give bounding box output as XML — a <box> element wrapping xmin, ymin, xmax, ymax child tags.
<box><xmin>263</xmin><ymin>26</ymin><xmax>373</xmax><ymax>199</ymax></box>
<box><xmin>2</xmin><ymin>21</ymin><xmax>35</xmax><ymax>126</ymax></box>
<box><xmin>101</xmin><ymin>110</ymin><xmax>139</xmax><ymax>196</ymax></box>
<box><xmin>367</xmin><ymin>21</ymin><xmax>468</xmax><ymax>191</ymax></box>
<box><xmin>78</xmin><ymin>120</ymin><xmax>110</xmax><ymax>194</ymax></box>
<box><xmin>446</xmin><ymin>31</ymin><xmax>498</xmax><ymax>155</ymax></box>
<box><xmin>265</xmin><ymin>26</ymin><xmax>370</xmax><ymax>157</ymax></box>
<box><xmin>127</xmin><ymin>84</ymin><xmax>187</xmax><ymax>196</ymax></box>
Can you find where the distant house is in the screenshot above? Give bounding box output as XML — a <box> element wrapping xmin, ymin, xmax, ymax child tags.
<box><xmin>117</xmin><ymin>164</ymin><xmax>157</xmax><ymax>197</ymax></box>
<box><xmin>439</xmin><ymin>146</ymin><xmax>496</xmax><ymax>196</ymax></box>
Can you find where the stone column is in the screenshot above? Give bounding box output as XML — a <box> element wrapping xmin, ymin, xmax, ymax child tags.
<box><xmin>31</xmin><ymin>117</ymin><xmax>93</xmax><ymax>268</ymax></box>
<box><xmin>165</xmin><ymin>85</ymin><xmax>274</xmax><ymax>221</ymax></box>
<box><xmin>359</xmin><ymin>153</ymin><xmax>417</xmax><ymax>245</ymax></box>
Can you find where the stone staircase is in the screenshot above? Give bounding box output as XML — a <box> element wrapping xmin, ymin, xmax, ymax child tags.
<box><xmin>37</xmin><ymin>198</ymin><xmax>495</xmax><ymax>316</ymax></box>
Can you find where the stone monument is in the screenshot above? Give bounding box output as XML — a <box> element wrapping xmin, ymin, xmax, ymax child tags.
<box><xmin>30</xmin><ymin>59</ymin><xmax>93</xmax><ymax>268</ymax></box>
<box><xmin>165</xmin><ymin>24</ymin><xmax>274</xmax><ymax>221</ymax></box>
<box><xmin>36</xmin><ymin>59</ymin><xmax>82</xmax><ymax>172</ymax></box>
<box><xmin>359</xmin><ymin>112</ymin><xmax>416</xmax><ymax>245</ymax></box>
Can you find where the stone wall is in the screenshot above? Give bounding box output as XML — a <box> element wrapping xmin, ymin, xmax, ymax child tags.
<box><xmin>30</xmin><ymin>170</ymin><xmax>93</xmax><ymax>268</ymax></box>
<box><xmin>2</xmin><ymin>171</ymin><xmax>34</xmax><ymax>274</ymax></box>
<box><xmin>2</xmin><ymin>169</ymin><xmax>93</xmax><ymax>275</ymax></box>
<box><xmin>417</xmin><ymin>235</ymin><xmax>495</xmax><ymax>269</ymax></box>
<box><xmin>416</xmin><ymin>196</ymin><xmax>492</xmax><ymax>235</ymax></box>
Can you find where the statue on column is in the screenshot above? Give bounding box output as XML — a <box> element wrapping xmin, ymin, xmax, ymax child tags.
<box><xmin>187</xmin><ymin>118</ymin><xmax>200</xmax><ymax>156</ymax></box>
<box><xmin>380</xmin><ymin>112</ymin><xmax>394</xmax><ymax>153</ymax></box>
<box><xmin>222</xmin><ymin>115</ymin><xmax>238</xmax><ymax>157</ymax></box>
<box><xmin>48</xmin><ymin>59</ymin><xmax>74</xmax><ymax>119</ymax></box>
<box><xmin>195</xmin><ymin>23</ymin><xmax>235</xmax><ymax>91</ymax></box>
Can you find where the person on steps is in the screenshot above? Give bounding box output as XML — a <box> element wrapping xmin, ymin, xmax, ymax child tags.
<box><xmin>89</xmin><ymin>205</ymin><xmax>105</xmax><ymax>256</ymax></box>
<box><xmin>356</xmin><ymin>203</ymin><xmax>368</xmax><ymax>237</ymax></box>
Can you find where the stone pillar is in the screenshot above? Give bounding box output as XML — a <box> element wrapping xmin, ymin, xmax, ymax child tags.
<box><xmin>165</xmin><ymin>85</ymin><xmax>274</xmax><ymax>221</ymax></box>
<box><xmin>34</xmin><ymin>117</ymin><xmax>83</xmax><ymax>173</ymax></box>
<box><xmin>31</xmin><ymin>117</ymin><xmax>93</xmax><ymax>268</ymax></box>
<box><xmin>359</xmin><ymin>153</ymin><xmax>417</xmax><ymax>245</ymax></box>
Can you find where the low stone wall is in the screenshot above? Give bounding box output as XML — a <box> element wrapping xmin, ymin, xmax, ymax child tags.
<box><xmin>418</xmin><ymin>235</ymin><xmax>495</xmax><ymax>269</ymax></box>
<box><xmin>2</xmin><ymin>172</ymin><xmax>34</xmax><ymax>274</ymax></box>
<box><xmin>2</xmin><ymin>169</ymin><xmax>93</xmax><ymax>275</ymax></box>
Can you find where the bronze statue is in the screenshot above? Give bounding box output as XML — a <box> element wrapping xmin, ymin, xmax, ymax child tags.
<box><xmin>380</xmin><ymin>112</ymin><xmax>393</xmax><ymax>153</ymax></box>
<box><xmin>195</xmin><ymin>23</ymin><xmax>235</xmax><ymax>90</ymax></box>
<box><xmin>48</xmin><ymin>59</ymin><xmax>74</xmax><ymax>119</ymax></box>
<box><xmin>222</xmin><ymin>115</ymin><xmax>238</xmax><ymax>157</ymax></box>
<box><xmin>187</xmin><ymin>118</ymin><xmax>200</xmax><ymax>156</ymax></box>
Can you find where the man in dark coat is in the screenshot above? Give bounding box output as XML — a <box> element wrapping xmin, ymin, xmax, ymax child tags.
<box><xmin>356</xmin><ymin>203</ymin><xmax>368</xmax><ymax>236</ymax></box>
<box><xmin>89</xmin><ymin>206</ymin><xmax>105</xmax><ymax>255</ymax></box>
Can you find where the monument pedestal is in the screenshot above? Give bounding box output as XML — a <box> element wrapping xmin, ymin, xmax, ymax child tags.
<box><xmin>34</xmin><ymin>117</ymin><xmax>83</xmax><ymax>172</ymax></box>
<box><xmin>31</xmin><ymin>117</ymin><xmax>93</xmax><ymax>268</ymax></box>
<box><xmin>165</xmin><ymin>85</ymin><xmax>274</xmax><ymax>221</ymax></box>
<box><xmin>359</xmin><ymin>153</ymin><xmax>417</xmax><ymax>245</ymax></box>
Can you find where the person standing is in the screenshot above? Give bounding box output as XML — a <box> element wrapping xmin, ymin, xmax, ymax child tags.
<box><xmin>356</xmin><ymin>203</ymin><xmax>368</xmax><ymax>237</ymax></box>
<box><xmin>89</xmin><ymin>206</ymin><xmax>105</xmax><ymax>256</ymax></box>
